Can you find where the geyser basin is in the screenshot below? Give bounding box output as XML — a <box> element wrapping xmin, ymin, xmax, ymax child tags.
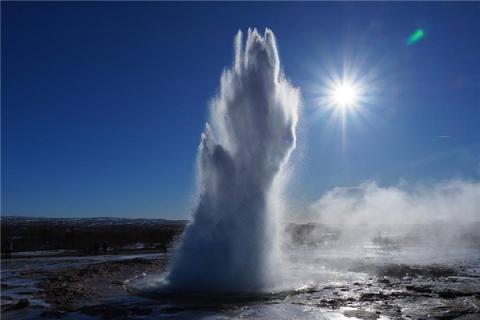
<box><xmin>127</xmin><ymin>274</ymin><xmax>316</xmax><ymax>303</ymax></box>
<box><xmin>162</xmin><ymin>28</ymin><xmax>300</xmax><ymax>294</ymax></box>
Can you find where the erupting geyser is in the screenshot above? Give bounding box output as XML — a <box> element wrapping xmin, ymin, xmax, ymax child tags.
<box><xmin>165</xmin><ymin>28</ymin><xmax>300</xmax><ymax>293</ymax></box>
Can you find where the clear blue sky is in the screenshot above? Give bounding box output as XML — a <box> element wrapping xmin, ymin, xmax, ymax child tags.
<box><xmin>2</xmin><ymin>2</ymin><xmax>479</xmax><ymax>218</ymax></box>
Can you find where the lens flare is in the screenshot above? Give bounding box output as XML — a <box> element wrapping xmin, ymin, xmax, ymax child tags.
<box><xmin>407</xmin><ymin>28</ymin><xmax>425</xmax><ymax>46</ymax></box>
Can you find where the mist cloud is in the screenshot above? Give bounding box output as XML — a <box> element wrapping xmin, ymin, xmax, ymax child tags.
<box><xmin>309</xmin><ymin>180</ymin><xmax>480</xmax><ymax>245</ymax></box>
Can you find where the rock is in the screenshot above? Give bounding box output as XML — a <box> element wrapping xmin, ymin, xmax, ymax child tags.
<box><xmin>436</xmin><ymin>289</ymin><xmax>472</xmax><ymax>299</ymax></box>
<box><xmin>405</xmin><ymin>285</ymin><xmax>432</xmax><ymax>293</ymax></box>
<box><xmin>40</xmin><ymin>310</ymin><xmax>66</xmax><ymax>318</ymax></box>
<box><xmin>80</xmin><ymin>304</ymin><xmax>153</xmax><ymax>319</ymax></box>
<box><xmin>4</xmin><ymin>299</ymin><xmax>30</xmax><ymax>311</ymax></box>
<box><xmin>130</xmin><ymin>306</ymin><xmax>153</xmax><ymax>316</ymax></box>
<box><xmin>343</xmin><ymin>309</ymin><xmax>380</xmax><ymax>320</ymax></box>
<box><xmin>379</xmin><ymin>278</ymin><xmax>391</xmax><ymax>284</ymax></box>
<box><xmin>16</xmin><ymin>299</ymin><xmax>29</xmax><ymax>309</ymax></box>
<box><xmin>360</xmin><ymin>292</ymin><xmax>385</xmax><ymax>301</ymax></box>
<box><xmin>453</xmin><ymin>314</ymin><xmax>480</xmax><ymax>320</ymax></box>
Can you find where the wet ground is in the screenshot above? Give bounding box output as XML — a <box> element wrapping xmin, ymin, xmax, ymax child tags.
<box><xmin>1</xmin><ymin>246</ymin><xmax>480</xmax><ymax>319</ymax></box>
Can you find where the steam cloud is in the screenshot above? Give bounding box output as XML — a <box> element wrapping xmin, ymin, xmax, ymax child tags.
<box><xmin>309</xmin><ymin>180</ymin><xmax>480</xmax><ymax>245</ymax></box>
<box><xmin>166</xmin><ymin>29</ymin><xmax>300</xmax><ymax>292</ymax></box>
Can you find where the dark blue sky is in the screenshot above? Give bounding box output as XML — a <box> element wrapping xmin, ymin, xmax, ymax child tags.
<box><xmin>2</xmin><ymin>2</ymin><xmax>480</xmax><ymax>218</ymax></box>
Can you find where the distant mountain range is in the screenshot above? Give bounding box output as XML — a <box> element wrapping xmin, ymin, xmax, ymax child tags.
<box><xmin>0</xmin><ymin>216</ymin><xmax>188</xmax><ymax>226</ymax></box>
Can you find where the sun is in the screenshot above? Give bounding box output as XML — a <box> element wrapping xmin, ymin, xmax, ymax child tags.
<box><xmin>331</xmin><ymin>82</ymin><xmax>360</xmax><ymax>109</ymax></box>
<box><xmin>315</xmin><ymin>67</ymin><xmax>371</xmax><ymax>119</ymax></box>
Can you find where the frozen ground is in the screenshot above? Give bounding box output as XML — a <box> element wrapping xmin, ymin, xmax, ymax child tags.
<box><xmin>1</xmin><ymin>245</ymin><xmax>480</xmax><ymax>320</ymax></box>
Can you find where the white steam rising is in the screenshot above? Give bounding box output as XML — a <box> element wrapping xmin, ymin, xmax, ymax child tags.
<box><xmin>166</xmin><ymin>29</ymin><xmax>300</xmax><ymax>292</ymax></box>
<box><xmin>309</xmin><ymin>180</ymin><xmax>480</xmax><ymax>245</ymax></box>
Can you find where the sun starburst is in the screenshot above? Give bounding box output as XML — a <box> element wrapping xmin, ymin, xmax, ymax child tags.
<box><xmin>331</xmin><ymin>81</ymin><xmax>361</xmax><ymax>109</ymax></box>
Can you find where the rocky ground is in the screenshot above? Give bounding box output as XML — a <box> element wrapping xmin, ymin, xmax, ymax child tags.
<box><xmin>2</xmin><ymin>251</ymin><xmax>480</xmax><ymax>320</ymax></box>
<box><xmin>284</xmin><ymin>262</ymin><xmax>480</xmax><ymax>320</ymax></box>
<box><xmin>1</xmin><ymin>254</ymin><xmax>169</xmax><ymax>319</ymax></box>
<box><xmin>37</xmin><ymin>258</ymin><xmax>168</xmax><ymax>316</ymax></box>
